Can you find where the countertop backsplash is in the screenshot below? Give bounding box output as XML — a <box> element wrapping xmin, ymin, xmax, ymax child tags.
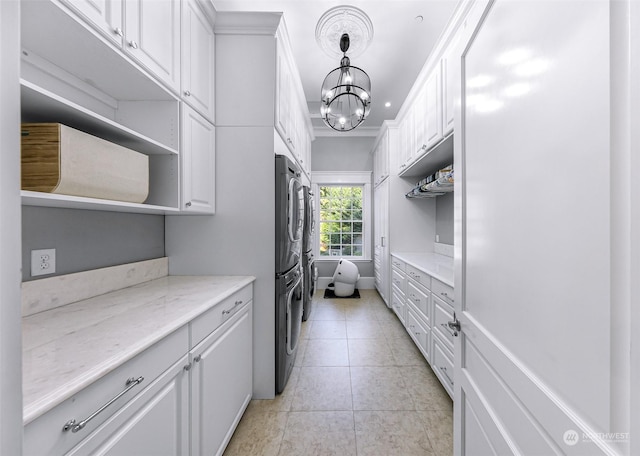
<box><xmin>21</xmin><ymin>257</ymin><xmax>169</xmax><ymax>317</ymax></box>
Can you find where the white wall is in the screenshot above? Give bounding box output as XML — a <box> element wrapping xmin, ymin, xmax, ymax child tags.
<box><xmin>0</xmin><ymin>1</ymin><xmax>23</xmax><ymax>454</ymax></box>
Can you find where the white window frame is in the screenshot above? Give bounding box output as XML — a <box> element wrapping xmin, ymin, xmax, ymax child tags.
<box><xmin>312</xmin><ymin>171</ymin><xmax>372</xmax><ymax>261</ymax></box>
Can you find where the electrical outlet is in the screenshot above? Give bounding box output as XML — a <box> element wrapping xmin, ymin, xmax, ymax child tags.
<box><xmin>31</xmin><ymin>249</ymin><xmax>56</xmax><ymax>277</ymax></box>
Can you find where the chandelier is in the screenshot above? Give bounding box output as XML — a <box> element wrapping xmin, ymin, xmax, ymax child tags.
<box><xmin>320</xmin><ymin>33</ymin><xmax>371</xmax><ymax>132</ymax></box>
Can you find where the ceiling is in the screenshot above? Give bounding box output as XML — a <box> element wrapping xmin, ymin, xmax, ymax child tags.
<box><xmin>213</xmin><ymin>0</ymin><xmax>459</xmax><ymax>137</ymax></box>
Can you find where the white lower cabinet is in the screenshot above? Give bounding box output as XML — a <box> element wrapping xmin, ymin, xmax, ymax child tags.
<box><xmin>390</xmin><ymin>254</ymin><xmax>454</xmax><ymax>397</ymax></box>
<box><xmin>191</xmin><ymin>301</ymin><xmax>253</xmax><ymax>456</ymax></box>
<box><xmin>66</xmin><ymin>355</ymin><xmax>190</xmax><ymax>456</ymax></box>
<box><xmin>24</xmin><ymin>285</ymin><xmax>253</xmax><ymax>456</ymax></box>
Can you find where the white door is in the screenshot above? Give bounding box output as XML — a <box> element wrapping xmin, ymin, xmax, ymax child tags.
<box><xmin>181</xmin><ymin>105</ymin><xmax>215</xmax><ymax>213</ymax></box>
<box><xmin>124</xmin><ymin>0</ymin><xmax>181</xmax><ymax>92</ymax></box>
<box><xmin>454</xmin><ymin>1</ymin><xmax>622</xmax><ymax>454</ymax></box>
<box><xmin>191</xmin><ymin>303</ymin><xmax>253</xmax><ymax>456</ymax></box>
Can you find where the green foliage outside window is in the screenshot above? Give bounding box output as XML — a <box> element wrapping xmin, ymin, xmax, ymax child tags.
<box><xmin>319</xmin><ymin>186</ymin><xmax>364</xmax><ymax>257</ymax></box>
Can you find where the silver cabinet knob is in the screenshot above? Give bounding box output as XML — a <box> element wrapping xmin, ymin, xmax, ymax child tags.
<box><xmin>128</xmin><ymin>40</ymin><xmax>138</xmax><ymax>49</ymax></box>
<box><xmin>185</xmin><ymin>201</ymin><xmax>192</xmax><ymax>207</ymax></box>
<box><xmin>184</xmin><ymin>90</ymin><xmax>191</xmax><ymax>97</ymax></box>
<box><xmin>114</xmin><ymin>27</ymin><xmax>124</xmax><ymax>37</ymax></box>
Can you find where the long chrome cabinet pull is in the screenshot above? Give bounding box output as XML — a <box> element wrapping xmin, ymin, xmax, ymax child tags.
<box><xmin>222</xmin><ymin>300</ymin><xmax>244</xmax><ymax>316</ymax></box>
<box><xmin>440</xmin><ymin>366</ymin><xmax>453</xmax><ymax>385</ymax></box>
<box><xmin>63</xmin><ymin>376</ymin><xmax>144</xmax><ymax>433</ymax></box>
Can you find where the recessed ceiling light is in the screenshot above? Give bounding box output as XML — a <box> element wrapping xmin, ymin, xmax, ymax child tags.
<box><xmin>385</xmin><ymin>102</ymin><xmax>391</xmax><ymax>108</ymax></box>
<box><xmin>415</xmin><ymin>15</ymin><xmax>424</xmax><ymax>23</ymax></box>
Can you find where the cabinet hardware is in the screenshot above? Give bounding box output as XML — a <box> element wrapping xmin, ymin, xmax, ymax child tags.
<box><xmin>128</xmin><ymin>40</ymin><xmax>138</xmax><ymax>49</ymax></box>
<box><xmin>184</xmin><ymin>363</ymin><xmax>192</xmax><ymax>372</ymax></box>
<box><xmin>62</xmin><ymin>376</ymin><xmax>144</xmax><ymax>433</ymax></box>
<box><xmin>440</xmin><ymin>366</ymin><xmax>453</xmax><ymax>385</ymax></box>
<box><xmin>222</xmin><ymin>299</ymin><xmax>244</xmax><ymax>316</ymax></box>
<box><xmin>184</xmin><ymin>90</ymin><xmax>191</xmax><ymax>97</ymax></box>
<box><xmin>440</xmin><ymin>291</ymin><xmax>454</xmax><ymax>304</ymax></box>
<box><xmin>185</xmin><ymin>201</ymin><xmax>192</xmax><ymax>207</ymax></box>
<box><xmin>113</xmin><ymin>27</ymin><xmax>124</xmax><ymax>37</ymax></box>
<box><xmin>194</xmin><ymin>355</ymin><xmax>202</xmax><ymax>363</ymax></box>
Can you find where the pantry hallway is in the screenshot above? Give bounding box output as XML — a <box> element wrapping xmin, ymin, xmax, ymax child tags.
<box><xmin>223</xmin><ymin>289</ymin><xmax>453</xmax><ymax>456</ymax></box>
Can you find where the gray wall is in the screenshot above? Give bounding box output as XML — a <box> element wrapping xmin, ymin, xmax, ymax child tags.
<box><xmin>312</xmin><ymin>136</ymin><xmax>375</xmax><ymax>279</ymax></box>
<box><xmin>22</xmin><ymin>207</ymin><xmax>165</xmax><ymax>281</ymax></box>
<box><xmin>312</xmin><ymin>136</ymin><xmax>375</xmax><ymax>171</ymax></box>
<box><xmin>436</xmin><ymin>192</ymin><xmax>454</xmax><ymax>245</ymax></box>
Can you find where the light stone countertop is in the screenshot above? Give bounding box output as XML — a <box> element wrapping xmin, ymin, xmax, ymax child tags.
<box><xmin>391</xmin><ymin>252</ymin><xmax>454</xmax><ymax>287</ymax></box>
<box><xmin>22</xmin><ymin>275</ymin><xmax>255</xmax><ymax>425</ymax></box>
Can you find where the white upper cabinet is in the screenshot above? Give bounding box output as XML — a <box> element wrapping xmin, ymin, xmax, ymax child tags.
<box><xmin>275</xmin><ymin>26</ymin><xmax>312</xmax><ymax>176</ymax></box>
<box><xmin>181</xmin><ymin>0</ymin><xmax>214</xmax><ymax>122</ymax></box>
<box><xmin>424</xmin><ymin>65</ymin><xmax>443</xmax><ymax>149</ymax></box>
<box><xmin>124</xmin><ymin>0</ymin><xmax>181</xmax><ymax>93</ymax></box>
<box><xmin>441</xmin><ymin>35</ymin><xmax>459</xmax><ymax>136</ymax></box>
<box><xmin>181</xmin><ymin>105</ymin><xmax>215</xmax><ymax>214</ymax></box>
<box><xmin>373</xmin><ymin>127</ymin><xmax>389</xmax><ymax>186</ymax></box>
<box><xmin>59</xmin><ymin>0</ymin><xmax>123</xmax><ymax>45</ymax></box>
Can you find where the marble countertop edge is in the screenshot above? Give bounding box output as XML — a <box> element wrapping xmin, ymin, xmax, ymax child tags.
<box><xmin>391</xmin><ymin>251</ymin><xmax>454</xmax><ymax>287</ymax></box>
<box><xmin>23</xmin><ymin>275</ymin><xmax>256</xmax><ymax>425</ymax></box>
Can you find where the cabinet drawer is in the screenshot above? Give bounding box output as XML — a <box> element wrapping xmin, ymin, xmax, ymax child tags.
<box><xmin>406</xmin><ymin>281</ymin><xmax>430</xmax><ymax>325</ymax></box>
<box><xmin>190</xmin><ymin>285</ymin><xmax>252</xmax><ymax>347</ymax></box>
<box><xmin>391</xmin><ymin>291</ymin><xmax>405</xmax><ymax>325</ymax></box>
<box><xmin>391</xmin><ymin>268</ymin><xmax>406</xmax><ymax>295</ymax></box>
<box><xmin>406</xmin><ymin>264</ymin><xmax>431</xmax><ymax>290</ymax></box>
<box><xmin>391</xmin><ymin>257</ymin><xmax>406</xmax><ymax>272</ymax></box>
<box><xmin>24</xmin><ymin>325</ymin><xmax>189</xmax><ymax>456</ymax></box>
<box><xmin>433</xmin><ymin>297</ymin><xmax>454</xmax><ymax>352</ymax></box>
<box><xmin>406</xmin><ymin>308</ymin><xmax>429</xmax><ymax>362</ymax></box>
<box><xmin>432</xmin><ymin>278</ymin><xmax>454</xmax><ymax>307</ymax></box>
<box><xmin>432</xmin><ymin>335</ymin><xmax>454</xmax><ymax>398</ymax></box>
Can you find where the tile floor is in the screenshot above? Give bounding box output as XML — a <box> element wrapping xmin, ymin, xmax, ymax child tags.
<box><xmin>223</xmin><ymin>289</ymin><xmax>453</xmax><ymax>456</ymax></box>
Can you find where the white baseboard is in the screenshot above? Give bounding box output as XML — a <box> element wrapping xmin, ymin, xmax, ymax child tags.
<box><xmin>317</xmin><ymin>276</ymin><xmax>375</xmax><ymax>290</ymax></box>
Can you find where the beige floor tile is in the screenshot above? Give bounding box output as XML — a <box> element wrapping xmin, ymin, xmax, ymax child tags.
<box><xmin>300</xmin><ymin>319</ymin><xmax>312</xmax><ymax>339</ymax></box>
<box><xmin>347</xmin><ymin>338</ymin><xmax>395</xmax><ymax>366</ymax></box>
<box><xmin>250</xmin><ymin>367</ymin><xmax>300</xmax><ymax>413</ymax></box>
<box><xmin>309</xmin><ymin>304</ymin><xmax>346</xmax><ymax>320</ymax></box>
<box><xmin>294</xmin><ymin>339</ymin><xmax>308</xmax><ymax>367</ymax></box>
<box><xmin>291</xmin><ymin>366</ymin><xmax>353</xmax><ymax>411</ymax></box>
<box><xmin>308</xmin><ymin>320</ymin><xmax>347</xmax><ymax>339</ymax></box>
<box><xmin>222</xmin><ymin>410</ymin><xmax>288</xmax><ymax>456</ymax></box>
<box><xmin>387</xmin><ymin>334</ymin><xmax>428</xmax><ymax>366</ymax></box>
<box><xmin>345</xmin><ymin>305</ymin><xmax>380</xmax><ymax>321</ymax></box>
<box><xmin>380</xmin><ymin>318</ymin><xmax>411</xmax><ymax>339</ymax></box>
<box><xmin>404</xmin><ymin>364</ymin><xmax>453</xmax><ymax>411</ymax></box>
<box><xmin>351</xmin><ymin>366</ymin><xmax>415</xmax><ymax>411</ymax></box>
<box><xmin>419</xmin><ymin>410</ymin><xmax>454</xmax><ymax>456</ymax></box>
<box><xmin>278</xmin><ymin>411</ymin><xmax>357</xmax><ymax>456</ymax></box>
<box><xmin>346</xmin><ymin>319</ymin><xmax>384</xmax><ymax>339</ymax></box>
<box><xmin>302</xmin><ymin>338</ymin><xmax>350</xmax><ymax>366</ymax></box>
<box><xmin>354</xmin><ymin>410</ymin><xmax>435</xmax><ymax>456</ymax></box>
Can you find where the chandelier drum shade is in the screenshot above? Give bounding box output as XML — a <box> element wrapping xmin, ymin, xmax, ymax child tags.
<box><xmin>320</xmin><ymin>33</ymin><xmax>371</xmax><ymax>132</ymax></box>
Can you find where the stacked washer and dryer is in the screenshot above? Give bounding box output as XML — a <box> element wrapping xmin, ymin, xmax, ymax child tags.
<box><xmin>274</xmin><ymin>155</ymin><xmax>317</xmax><ymax>394</ymax></box>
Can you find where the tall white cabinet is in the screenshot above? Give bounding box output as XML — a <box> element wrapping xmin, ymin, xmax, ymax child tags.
<box><xmin>166</xmin><ymin>12</ymin><xmax>313</xmax><ymax>399</ymax></box>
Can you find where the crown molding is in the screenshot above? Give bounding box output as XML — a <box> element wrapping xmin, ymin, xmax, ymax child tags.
<box><xmin>214</xmin><ymin>11</ymin><xmax>282</xmax><ymax>35</ymax></box>
<box><xmin>313</xmin><ymin>126</ymin><xmax>379</xmax><ymax>138</ymax></box>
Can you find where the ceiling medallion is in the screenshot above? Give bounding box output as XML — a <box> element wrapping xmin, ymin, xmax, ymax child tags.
<box><xmin>315</xmin><ymin>5</ymin><xmax>374</xmax><ymax>60</ymax></box>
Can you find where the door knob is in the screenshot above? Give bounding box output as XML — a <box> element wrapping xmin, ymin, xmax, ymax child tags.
<box><xmin>447</xmin><ymin>312</ymin><xmax>461</xmax><ymax>337</ymax></box>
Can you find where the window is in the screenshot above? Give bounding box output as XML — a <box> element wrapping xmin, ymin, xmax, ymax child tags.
<box><xmin>312</xmin><ymin>172</ymin><xmax>371</xmax><ymax>260</ymax></box>
<box><xmin>319</xmin><ymin>185</ymin><xmax>364</xmax><ymax>257</ymax></box>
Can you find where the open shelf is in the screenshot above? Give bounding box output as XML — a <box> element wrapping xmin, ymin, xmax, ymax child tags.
<box><xmin>21</xmin><ymin>81</ymin><xmax>179</xmax><ymax>156</ymax></box>
<box><xmin>21</xmin><ymin>191</ymin><xmax>180</xmax><ymax>215</ymax></box>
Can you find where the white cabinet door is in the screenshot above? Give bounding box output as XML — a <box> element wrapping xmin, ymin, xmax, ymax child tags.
<box><xmin>441</xmin><ymin>36</ymin><xmax>459</xmax><ymax>136</ymax></box>
<box><xmin>425</xmin><ymin>65</ymin><xmax>443</xmax><ymax>149</ymax></box>
<box><xmin>181</xmin><ymin>105</ymin><xmax>215</xmax><ymax>213</ymax></box>
<box><xmin>275</xmin><ymin>49</ymin><xmax>291</xmax><ymax>141</ymax></box>
<box><xmin>191</xmin><ymin>302</ymin><xmax>253</xmax><ymax>456</ymax></box>
<box><xmin>374</xmin><ymin>179</ymin><xmax>389</xmax><ymax>305</ymax></box>
<box><xmin>124</xmin><ymin>0</ymin><xmax>181</xmax><ymax>92</ymax></box>
<box><xmin>456</xmin><ymin>1</ymin><xmax>613</xmax><ymax>454</ymax></box>
<box><xmin>66</xmin><ymin>356</ymin><xmax>190</xmax><ymax>456</ymax></box>
<box><xmin>181</xmin><ymin>0</ymin><xmax>214</xmax><ymax>122</ymax></box>
<box><xmin>60</xmin><ymin>0</ymin><xmax>123</xmax><ymax>45</ymax></box>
